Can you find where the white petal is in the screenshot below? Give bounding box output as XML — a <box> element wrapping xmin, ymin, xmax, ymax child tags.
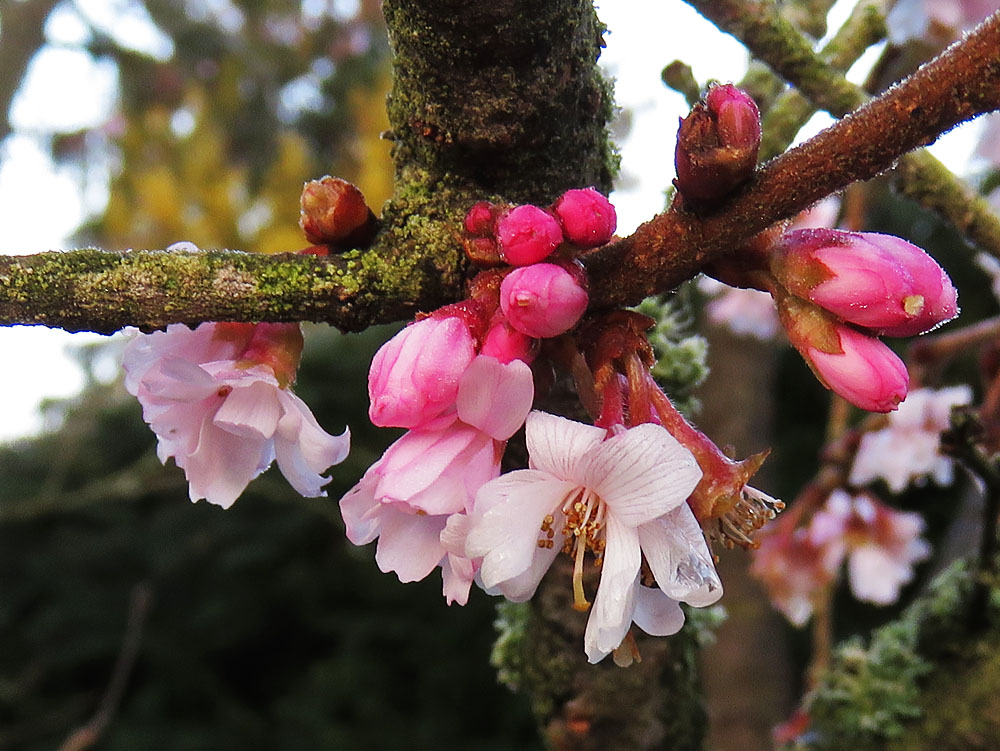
<box><xmin>496</xmin><ymin>538</ymin><xmax>562</xmax><ymax>602</ymax></box>
<box><xmin>632</xmin><ymin>586</ymin><xmax>686</xmax><ymax>636</ymax></box>
<box><xmin>214</xmin><ymin>380</ymin><xmax>282</xmax><ymax>439</ymax></box>
<box><xmin>456</xmin><ymin>357</ymin><xmax>535</xmax><ymax>440</ymax></box>
<box><xmin>466</xmin><ymin>471</ymin><xmax>573</xmax><ymax>589</ymax></box>
<box><xmin>584</xmin><ymin>514</ymin><xmax>641</xmax><ymax>663</ymax></box>
<box><xmin>524</xmin><ymin>411</ymin><xmax>606</xmax><ymax>480</ymax></box>
<box><xmin>848</xmin><ymin>546</ymin><xmax>909</xmax><ymax>605</ymax></box>
<box><xmin>375</xmin><ymin>508</ymin><xmax>447</xmax><ymax>583</ymax></box>
<box><xmin>583</xmin><ymin>423</ymin><xmax>702</xmax><ymax>528</ymax></box>
<box><xmin>638</xmin><ymin>505</ymin><xmax>722</xmax><ymax>607</ymax></box>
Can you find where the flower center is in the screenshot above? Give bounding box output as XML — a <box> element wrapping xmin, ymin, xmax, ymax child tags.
<box><xmin>563</xmin><ymin>487</ymin><xmax>606</xmax><ymax>611</ymax></box>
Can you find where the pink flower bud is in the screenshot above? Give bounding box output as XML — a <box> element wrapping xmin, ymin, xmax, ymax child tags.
<box><xmin>368</xmin><ymin>315</ymin><xmax>476</xmax><ymax>428</ymax></box>
<box><xmin>674</xmin><ymin>84</ymin><xmax>760</xmax><ymax>204</ymax></box>
<box><xmin>552</xmin><ymin>188</ymin><xmax>617</xmax><ymax>248</ymax></box>
<box><xmin>706</xmin><ymin>84</ymin><xmax>762</xmax><ymax>153</ymax></box>
<box><xmin>772</xmin><ymin>229</ymin><xmax>958</xmax><ymax>337</ymax></box>
<box><xmin>499</xmin><ymin>263</ymin><xmax>589</xmax><ymax>338</ymax></box>
<box><xmin>804</xmin><ymin>325</ymin><xmax>909</xmax><ymax>413</ymax></box>
<box><xmin>496</xmin><ymin>205</ymin><xmax>563</xmax><ymax>266</ymax></box>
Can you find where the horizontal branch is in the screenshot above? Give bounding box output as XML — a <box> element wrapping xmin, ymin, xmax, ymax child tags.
<box><xmin>0</xmin><ymin>243</ymin><xmax>456</xmax><ymax>334</ymax></box>
<box><xmin>583</xmin><ymin>10</ymin><xmax>1000</xmax><ymax>308</ymax></box>
<box><xmin>1</xmin><ymin>11</ymin><xmax>999</xmax><ymax>333</ymax></box>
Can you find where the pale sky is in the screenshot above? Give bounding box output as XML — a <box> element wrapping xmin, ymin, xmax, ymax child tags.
<box><xmin>0</xmin><ymin>0</ymin><xmax>986</xmax><ymax>442</ymax></box>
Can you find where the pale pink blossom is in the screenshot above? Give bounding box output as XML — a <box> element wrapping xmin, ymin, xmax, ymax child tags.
<box><xmin>124</xmin><ymin>322</ymin><xmax>350</xmax><ymax>508</ymax></box>
<box><xmin>751</xmin><ymin>521</ymin><xmax>842</xmax><ymax>626</ymax></box>
<box><xmin>464</xmin><ymin>411</ymin><xmax>718</xmax><ymax>663</ymax></box>
<box><xmin>340</xmin><ymin>356</ymin><xmax>534</xmax><ymax>605</ymax></box>
<box><xmin>810</xmin><ymin>490</ymin><xmax>931</xmax><ymax>605</ymax></box>
<box><xmin>849</xmin><ymin>386</ymin><xmax>972</xmax><ymax>492</ymax></box>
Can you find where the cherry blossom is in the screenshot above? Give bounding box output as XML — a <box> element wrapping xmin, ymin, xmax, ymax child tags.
<box><xmin>340</xmin><ymin>356</ymin><xmax>534</xmax><ymax>605</ymax></box>
<box><xmin>463</xmin><ymin>411</ymin><xmax>719</xmax><ymax>663</ymax></box>
<box><xmin>849</xmin><ymin>385</ymin><xmax>972</xmax><ymax>493</ymax></box>
<box><xmin>124</xmin><ymin>322</ymin><xmax>350</xmax><ymax>508</ymax></box>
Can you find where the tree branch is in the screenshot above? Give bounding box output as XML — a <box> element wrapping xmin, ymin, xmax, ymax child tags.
<box><xmin>686</xmin><ymin>0</ymin><xmax>1000</xmax><ymax>257</ymax></box>
<box><xmin>1</xmin><ymin>7</ymin><xmax>999</xmax><ymax>334</ymax></box>
<box><xmin>583</xmin><ymin>10</ymin><xmax>1000</xmax><ymax>308</ymax></box>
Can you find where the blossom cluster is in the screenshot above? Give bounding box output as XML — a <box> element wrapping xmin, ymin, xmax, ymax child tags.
<box><xmin>752</xmin><ymin>490</ymin><xmax>931</xmax><ymax>625</ymax></box>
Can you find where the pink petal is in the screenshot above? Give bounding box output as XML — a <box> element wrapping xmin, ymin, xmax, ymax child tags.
<box><xmin>584</xmin><ymin>514</ymin><xmax>641</xmax><ymax>663</ymax></box>
<box><xmin>456</xmin><ymin>357</ymin><xmax>534</xmax><ymax>440</ymax></box>
<box><xmin>583</xmin><ymin>423</ymin><xmax>702</xmax><ymax>527</ymax></box>
<box><xmin>273</xmin><ymin>391</ymin><xmax>350</xmax><ymax>497</ymax></box>
<box><xmin>441</xmin><ymin>553</ymin><xmax>477</xmax><ymax>606</ymax></box>
<box><xmin>339</xmin><ymin>467</ymin><xmax>383</xmax><ymax>545</ymax></box>
<box><xmin>183</xmin><ymin>420</ymin><xmax>270</xmax><ymax>508</ymax></box>
<box><xmin>375</xmin><ymin>509</ymin><xmax>447</xmax><ymax>583</ymax></box>
<box><xmin>524</xmin><ymin>411</ymin><xmax>606</xmax><ymax>480</ymax></box>
<box><xmin>214</xmin><ymin>380</ymin><xmax>282</xmax><ymax>439</ymax></box>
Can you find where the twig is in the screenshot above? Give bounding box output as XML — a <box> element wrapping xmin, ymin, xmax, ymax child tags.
<box><xmin>58</xmin><ymin>583</ymin><xmax>153</xmax><ymax>751</ymax></box>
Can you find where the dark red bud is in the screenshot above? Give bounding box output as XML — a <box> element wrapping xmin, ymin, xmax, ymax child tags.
<box><xmin>299</xmin><ymin>176</ymin><xmax>377</xmax><ymax>248</ymax></box>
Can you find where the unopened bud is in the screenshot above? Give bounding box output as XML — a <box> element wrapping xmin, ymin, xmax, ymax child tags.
<box><xmin>499</xmin><ymin>262</ymin><xmax>589</xmax><ymax>338</ymax></box>
<box><xmin>778</xmin><ymin>292</ymin><xmax>908</xmax><ymax>412</ymax></box>
<box><xmin>496</xmin><ymin>204</ymin><xmax>563</xmax><ymax>266</ymax></box>
<box><xmin>771</xmin><ymin>229</ymin><xmax>958</xmax><ymax>337</ymax></box>
<box><xmin>674</xmin><ymin>84</ymin><xmax>761</xmax><ymax>204</ymax></box>
<box><xmin>552</xmin><ymin>188</ymin><xmax>617</xmax><ymax>248</ymax></box>
<box><xmin>299</xmin><ymin>176</ymin><xmax>377</xmax><ymax>248</ymax></box>
<box><xmin>464</xmin><ymin>201</ymin><xmax>498</xmax><ymax>236</ymax></box>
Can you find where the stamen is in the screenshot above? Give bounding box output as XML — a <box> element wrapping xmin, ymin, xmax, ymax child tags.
<box><xmin>572</xmin><ymin>535</ymin><xmax>590</xmax><ymax>611</ymax></box>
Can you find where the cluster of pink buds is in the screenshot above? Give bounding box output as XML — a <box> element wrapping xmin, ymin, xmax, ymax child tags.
<box><xmin>770</xmin><ymin>229</ymin><xmax>958</xmax><ymax>412</ymax></box>
<box><xmin>752</xmin><ymin>489</ymin><xmax>930</xmax><ymax>623</ymax></box>
<box><xmin>709</xmin><ymin>227</ymin><xmax>958</xmax><ymax>412</ymax></box>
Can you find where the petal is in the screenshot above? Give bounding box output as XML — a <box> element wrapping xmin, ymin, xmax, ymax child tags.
<box><xmin>466</xmin><ymin>471</ymin><xmax>574</xmax><ymax>589</ymax></box>
<box><xmin>456</xmin><ymin>357</ymin><xmax>535</xmax><ymax>440</ymax></box>
<box><xmin>375</xmin><ymin>509</ymin><xmax>447</xmax><ymax>583</ymax></box>
<box><xmin>525</xmin><ymin>411</ymin><xmax>606</xmax><ymax>480</ymax></box>
<box><xmin>583</xmin><ymin>423</ymin><xmax>702</xmax><ymax>528</ymax></box>
<box><xmin>638</xmin><ymin>505</ymin><xmax>723</xmax><ymax>607</ymax></box>
<box><xmin>632</xmin><ymin>586</ymin><xmax>686</xmax><ymax>636</ymax></box>
<box><xmin>273</xmin><ymin>392</ymin><xmax>350</xmax><ymax>497</ymax></box>
<box><xmin>441</xmin><ymin>553</ymin><xmax>477</xmax><ymax>606</ymax></box>
<box><xmin>339</xmin><ymin>468</ymin><xmax>383</xmax><ymax>545</ymax></box>
<box><xmin>584</xmin><ymin>514</ymin><xmax>641</xmax><ymax>663</ymax></box>
<box><xmin>183</xmin><ymin>419</ymin><xmax>270</xmax><ymax>508</ymax></box>
<box><xmin>214</xmin><ymin>380</ymin><xmax>282</xmax><ymax>439</ymax></box>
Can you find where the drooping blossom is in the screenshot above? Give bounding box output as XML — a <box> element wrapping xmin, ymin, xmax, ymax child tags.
<box><xmin>124</xmin><ymin>322</ymin><xmax>350</xmax><ymax>508</ymax></box>
<box><xmin>463</xmin><ymin>411</ymin><xmax>720</xmax><ymax>663</ymax></box>
<box><xmin>809</xmin><ymin>490</ymin><xmax>931</xmax><ymax>605</ymax></box>
<box><xmin>340</xmin><ymin>356</ymin><xmax>534</xmax><ymax>605</ymax></box>
<box><xmin>849</xmin><ymin>385</ymin><xmax>973</xmax><ymax>492</ymax></box>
